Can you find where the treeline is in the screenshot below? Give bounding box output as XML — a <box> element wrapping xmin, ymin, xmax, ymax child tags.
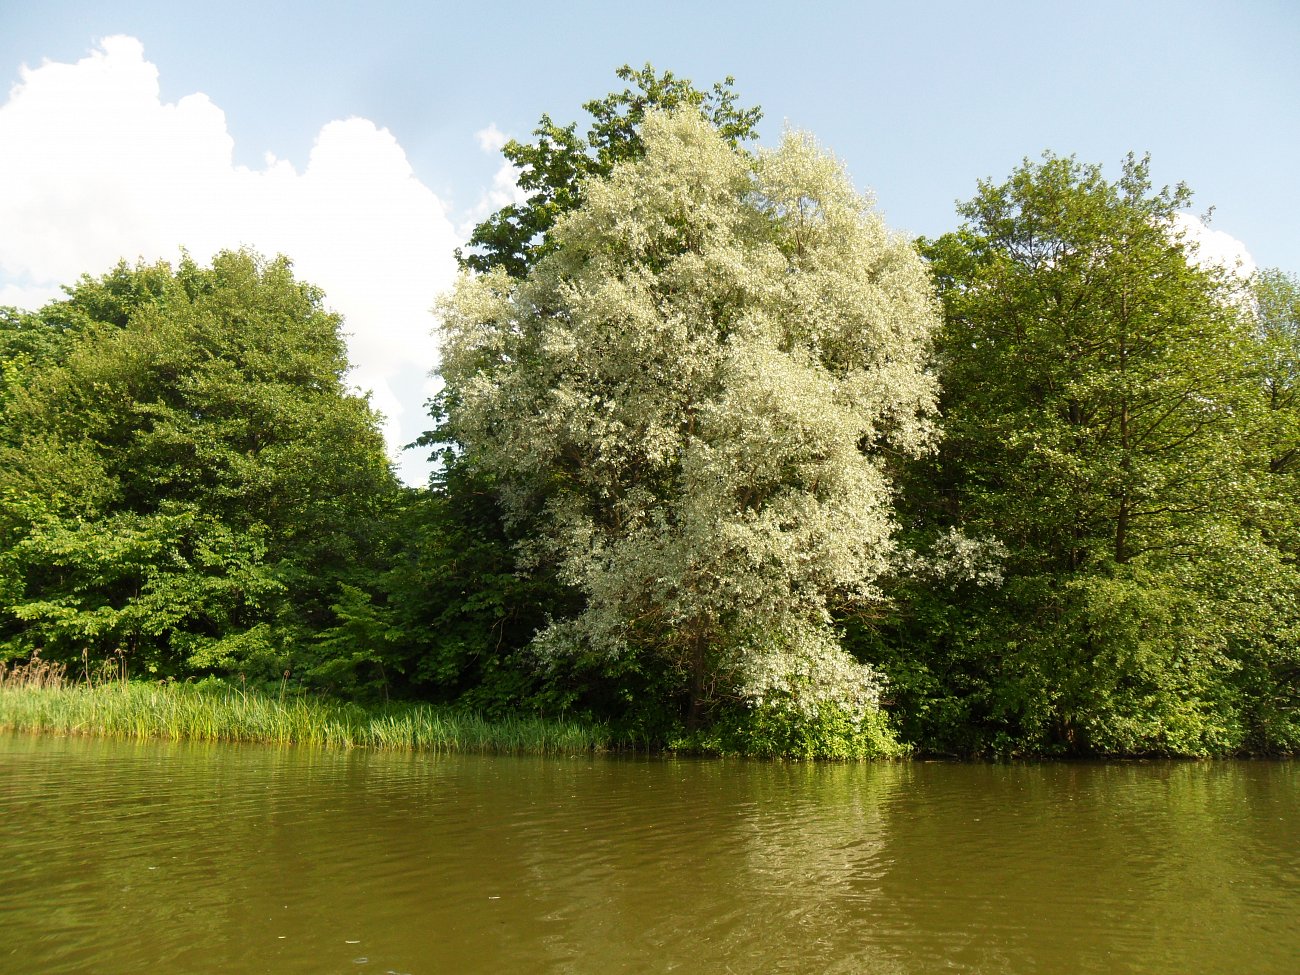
<box><xmin>2</xmin><ymin>67</ymin><xmax>1296</xmax><ymax>756</ymax></box>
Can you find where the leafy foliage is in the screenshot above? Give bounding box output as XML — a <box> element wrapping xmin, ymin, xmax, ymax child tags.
<box><xmin>0</xmin><ymin>251</ymin><xmax>398</xmax><ymax>682</ymax></box>
<box><xmin>857</xmin><ymin>154</ymin><xmax>1300</xmax><ymax>755</ymax></box>
<box><xmin>3</xmin><ymin>70</ymin><xmax>1296</xmax><ymax>757</ymax></box>
<box><xmin>440</xmin><ymin>110</ymin><xmax>937</xmax><ymax>752</ymax></box>
<box><xmin>330</xmin><ymin>459</ymin><xmax>581</xmax><ymax>711</ymax></box>
<box><xmin>457</xmin><ymin>63</ymin><xmax>762</xmax><ymax>278</ymax></box>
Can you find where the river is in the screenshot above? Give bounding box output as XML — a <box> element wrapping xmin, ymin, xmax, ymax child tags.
<box><xmin>2</xmin><ymin>733</ymin><xmax>1296</xmax><ymax>973</ymax></box>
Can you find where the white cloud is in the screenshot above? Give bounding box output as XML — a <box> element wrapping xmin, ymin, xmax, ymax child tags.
<box><xmin>0</xmin><ymin>36</ymin><xmax>460</xmax><ymax>485</ymax></box>
<box><xmin>1172</xmin><ymin>212</ymin><xmax>1257</xmax><ymax>279</ymax></box>
<box><xmin>459</xmin><ymin>161</ymin><xmax>529</xmax><ymax>240</ymax></box>
<box><xmin>458</xmin><ymin>123</ymin><xmax>529</xmax><ymax>239</ymax></box>
<box><xmin>0</xmin><ymin>280</ymin><xmax>63</xmax><ymax>309</ymax></box>
<box><xmin>475</xmin><ymin>123</ymin><xmax>509</xmax><ymax>154</ymax></box>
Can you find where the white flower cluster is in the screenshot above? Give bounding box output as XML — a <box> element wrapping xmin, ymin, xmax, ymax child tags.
<box><xmin>438</xmin><ymin>111</ymin><xmax>941</xmax><ymax>717</ymax></box>
<box><xmin>924</xmin><ymin>528</ymin><xmax>1008</xmax><ymax>589</ymax></box>
<box><xmin>735</xmin><ymin>622</ymin><xmax>886</xmax><ymax>724</ymax></box>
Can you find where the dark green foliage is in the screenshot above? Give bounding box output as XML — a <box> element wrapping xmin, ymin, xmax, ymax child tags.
<box><xmin>1232</xmin><ymin>270</ymin><xmax>1300</xmax><ymax>750</ymax></box>
<box><xmin>925</xmin><ymin>155</ymin><xmax>1252</xmax><ymax>572</ymax></box>
<box><xmin>343</xmin><ymin>473</ymin><xmax>576</xmax><ymax>709</ymax></box>
<box><xmin>0</xmin><ymin>251</ymin><xmax>398</xmax><ymax>681</ymax></box>
<box><xmin>457</xmin><ymin>63</ymin><xmax>761</xmax><ymax>278</ymax></box>
<box><xmin>1250</xmin><ymin>270</ymin><xmax>1300</xmax><ymax>545</ymax></box>
<box><xmin>304</xmin><ymin>374</ymin><xmax>584</xmax><ymax>707</ymax></box>
<box><xmin>334</xmin><ymin>413</ymin><xmax>684</xmax><ymax>743</ymax></box>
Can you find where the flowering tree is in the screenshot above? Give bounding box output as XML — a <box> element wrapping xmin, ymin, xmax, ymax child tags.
<box><xmin>439</xmin><ymin>111</ymin><xmax>939</xmax><ymax>747</ymax></box>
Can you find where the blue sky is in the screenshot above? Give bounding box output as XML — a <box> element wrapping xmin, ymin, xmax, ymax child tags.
<box><xmin>1</xmin><ymin>1</ymin><xmax>1297</xmax><ymax>482</ymax></box>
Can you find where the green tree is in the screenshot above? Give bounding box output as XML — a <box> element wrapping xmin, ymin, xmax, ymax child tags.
<box><xmin>440</xmin><ymin>111</ymin><xmax>938</xmax><ymax>753</ymax></box>
<box><xmin>1252</xmin><ymin>269</ymin><xmax>1300</xmax><ymax>492</ymax></box>
<box><xmin>1</xmin><ymin>303</ymin><xmax>88</xmax><ymax>407</ymax></box>
<box><xmin>457</xmin><ymin>63</ymin><xmax>761</xmax><ymax>278</ymax></box>
<box><xmin>0</xmin><ymin>250</ymin><xmax>398</xmax><ymax>682</ymax></box>
<box><xmin>317</xmin><ymin>453</ymin><xmax>585</xmax><ymax>708</ymax></box>
<box><xmin>1232</xmin><ymin>268</ymin><xmax>1300</xmax><ymax>747</ymax></box>
<box><xmin>869</xmin><ymin>153</ymin><xmax>1286</xmax><ymax>754</ymax></box>
<box><xmin>932</xmin><ymin>155</ymin><xmax>1255</xmax><ymax>569</ymax></box>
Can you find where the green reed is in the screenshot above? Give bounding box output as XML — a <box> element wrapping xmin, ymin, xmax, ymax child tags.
<box><xmin>0</xmin><ymin>668</ymin><xmax>608</xmax><ymax>756</ymax></box>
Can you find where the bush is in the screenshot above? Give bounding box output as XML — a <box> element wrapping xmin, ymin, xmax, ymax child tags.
<box><xmin>684</xmin><ymin>700</ymin><xmax>905</xmax><ymax>760</ymax></box>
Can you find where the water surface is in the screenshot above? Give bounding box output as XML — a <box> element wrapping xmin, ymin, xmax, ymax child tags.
<box><xmin>2</xmin><ymin>734</ymin><xmax>1296</xmax><ymax>973</ymax></box>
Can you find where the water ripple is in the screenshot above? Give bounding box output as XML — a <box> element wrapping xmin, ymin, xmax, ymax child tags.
<box><xmin>3</xmin><ymin>735</ymin><xmax>1297</xmax><ymax>974</ymax></box>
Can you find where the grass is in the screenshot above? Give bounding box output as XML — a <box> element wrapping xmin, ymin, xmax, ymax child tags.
<box><xmin>0</xmin><ymin>657</ymin><xmax>609</xmax><ymax>756</ymax></box>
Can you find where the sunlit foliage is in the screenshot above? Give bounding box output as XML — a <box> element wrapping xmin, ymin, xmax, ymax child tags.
<box><xmin>440</xmin><ymin>111</ymin><xmax>939</xmax><ymax>748</ymax></box>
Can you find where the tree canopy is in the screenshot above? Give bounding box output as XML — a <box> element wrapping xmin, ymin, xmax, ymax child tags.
<box><xmin>439</xmin><ymin>110</ymin><xmax>939</xmax><ymax>754</ymax></box>
<box><xmin>2</xmin><ymin>67</ymin><xmax>1296</xmax><ymax>758</ymax></box>
<box><xmin>0</xmin><ymin>251</ymin><xmax>398</xmax><ymax>681</ymax></box>
<box><xmin>860</xmin><ymin>154</ymin><xmax>1300</xmax><ymax>755</ymax></box>
<box><xmin>457</xmin><ymin>63</ymin><xmax>762</xmax><ymax>279</ymax></box>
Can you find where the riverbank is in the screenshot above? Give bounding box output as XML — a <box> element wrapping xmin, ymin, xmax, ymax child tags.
<box><xmin>0</xmin><ymin>677</ymin><xmax>609</xmax><ymax>756</ymax></box>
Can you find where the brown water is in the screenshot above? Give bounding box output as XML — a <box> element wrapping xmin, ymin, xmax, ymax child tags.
<box><xmin>1</xmin><ymin>734</ymin><xmax>1296</xmax><ymax>974</ymax></box>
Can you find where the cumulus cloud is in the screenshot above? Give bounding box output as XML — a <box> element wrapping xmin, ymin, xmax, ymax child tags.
<box><xmin>459</xmin><ymin>122</ymin><xmax>529</xmax><ymax>238</ymax></box>
<box><xmin>0</xmin><ymin>36</ymin><xmax>460</xmax><ymax>484</ymax></box>
<box><xmin>475</xmin><ymin>123</ymin><xmax>509</xmax><ymax>154</ymax></box>
<box><xmin>1172</xmin><ymin>212</ymin><xmax>1257</xmax><ymax>279</ymax></box>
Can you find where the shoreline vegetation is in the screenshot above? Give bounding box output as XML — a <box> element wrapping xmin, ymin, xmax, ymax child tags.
<box><xmin>2</xmin><ymin>657</ymin><xmax>1293</xmax><ymax>760</ymax></box>
<box><xmin>5</xmin><ymin>678</ymin><xmax>1294</xmax><ymax>761</ymax></box>
<box><xmin>0</xmin><ymin>660</ymin><xmax>609</xmax><ymax>757</ymax></box>
<box><xmin>3</xmin><ymin>68</ymin><xmax>1298</xmax><ymax>760</ymax></box>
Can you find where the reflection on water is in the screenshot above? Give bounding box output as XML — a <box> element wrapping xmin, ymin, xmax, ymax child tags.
<box><xmin>1</xmin><ymin>734</ymin><xmax>1296</xmax><ymax>974</ymax></box>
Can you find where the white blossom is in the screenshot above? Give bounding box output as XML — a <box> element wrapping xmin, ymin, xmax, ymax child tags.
<box><xmin>437</xmin><ymin>111</ymin><xmax>941</xmax><ymax>719</ymax></box>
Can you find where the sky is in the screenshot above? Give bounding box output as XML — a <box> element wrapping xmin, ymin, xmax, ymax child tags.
<box><xmin>1</xmin><ymin>1</ymin><xmax>1296</xmax><ymax>484</ymax></box>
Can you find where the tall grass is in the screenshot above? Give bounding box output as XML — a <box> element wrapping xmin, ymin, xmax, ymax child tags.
<box><xmin>0</xmin><ymin>659</ymin><xmax>607</xmax><ymax>756</ymax></box>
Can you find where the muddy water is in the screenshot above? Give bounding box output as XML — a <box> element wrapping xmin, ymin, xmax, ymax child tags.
<box><xmin>2</xmin><ymin>734</ymin><xmax>1296</xmax><ymax>973</ymax></box>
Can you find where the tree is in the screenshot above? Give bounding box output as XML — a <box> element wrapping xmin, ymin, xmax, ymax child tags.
<box><xmin>873</xmin><ymin>153</ymin><xmax>1284</xmax><ymax>754</ymax></box>
<box><xmin>1232</xmin><ymin>268</ymin><xmax>1300</xmax><ymax>748</ymax></box>
<box><xmin>457</xmin><ymin>63</ymin><xmax>761</xmax><ymax>278</ymax></box>
<box><xmin>414</xmin><ymin>67</ymin><xmax>760</xmax><ymax>732</ymax></box>
<box><xmin>315</xmin><ymin>456</ymin><xmax>587</xmax><ymax>711</ymax></box>
<box><xmin>2</xmin><ymin>307</ymin><xmax>69</xmax><ymax>406</ymax></box>
<box><xmin>0</xmin><ymin>250</ymin><xmax>398</xmax><ymax>681</ymax></box>
<box><xmin>1252</xmin><ymin>269</ymin><xmax>1300</xmax><ymax>491</ymax></box>
<box><xmin>439</xmin><ymin>111</ymin><xmax>939</xmax><ymax>753</ymax></box>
